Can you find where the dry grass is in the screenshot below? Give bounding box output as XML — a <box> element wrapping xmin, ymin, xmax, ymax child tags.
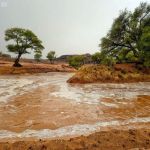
<box><xmin>67</xmin><ymin>64</ymin><xmax>150</xmax><ymax>83</ymax></box>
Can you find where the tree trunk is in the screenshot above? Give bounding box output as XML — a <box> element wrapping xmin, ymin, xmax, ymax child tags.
<box><xmin>50</xmin><ymin>60</ymin><xmax>54</xmax><ymax>64</ymax></box>
<box><xmin>13</xmin><ymin>53</ymin><xmax>22</xmax><ymax>67</ymax></box>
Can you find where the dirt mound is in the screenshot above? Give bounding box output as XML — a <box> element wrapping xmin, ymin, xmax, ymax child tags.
<box><xmin>0</xmin><ymin>128</ymin><xmax>150</xmax><ymax>150</ymax></box>
<box><xmin>67</xmin><ymin>64</ymin><xmax>150</xmax><ymax>83</ymax></box>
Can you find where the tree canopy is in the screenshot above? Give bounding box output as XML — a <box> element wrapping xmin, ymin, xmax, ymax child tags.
<box><xmin>34</xmin><ymin>49</ymin><xmax>42</xmax><ymax>62</ymax></box>
<box><xmin>47</xmin><ymin>51</ymin><xmax>56</xmax><ymax>64</ymax></box>
<box><xmin>68</xmin><ymin>55</ymin><xmax>85</xmax><ymax>69</ymax></box>
<box><xmin>92</xmin><ymin>52</ymin><xmax>102</xmax><ymax>64</ymax></box>
<box><xmin>100</xmin><ymin>2</ymin><xmax>150</xmax><ymax>66</ymax></box>
<box><xmin>5</xmin><ymin>27</ymin><xmax>44</xmax><ymax>67</ymax></box>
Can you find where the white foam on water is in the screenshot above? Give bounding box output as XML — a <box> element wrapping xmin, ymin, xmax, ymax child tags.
<box><xmin>51</xmin><ymin>82</ymin><xmax>150</xmax><ymax>104</ymax></box>
<box><xmin>0</xmin><ymin>73</ymin><xmax>150</xmax><ymax>105</ymax></box>
<box><xmin>0</xmin><ymin>73</ymin><xmax>150</xmax><ymax>139</ymax></box>
<box><xmin>100</xmin><ymin>102</ymin><xmax>119</xmax><ymax>108</ymax></box>
<box><xmin>0</xmin><ymin>79</ymin><xmax>34</xmax><ymax>103</ymax></box>
<box><xmin>0</xmin><ymin>117</ymin><xmax>150</xmax><ymax>139</ymax></box>
<box><xmin>0</xmin><ymin>73</ymin><xmax>71</xmax><ymax>103</ymax></box>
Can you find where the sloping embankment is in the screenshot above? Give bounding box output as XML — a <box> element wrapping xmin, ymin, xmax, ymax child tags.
<box><xmin>0</xmin><ymin>128</ymin><xmax>150</xmax><ymax>150</ymax></box>
<box><xmin>0</xmin><ymin>61</ymin><xmax>76</xmax><ymax>75</ymax></box>
<box><xmin>67</xmin><ymin>64</ymin><xmax>150</xmax><ymax>83</ymax></box>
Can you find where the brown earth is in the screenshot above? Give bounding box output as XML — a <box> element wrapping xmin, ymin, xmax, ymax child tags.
<box><xmin>0</xmin><ymin>128</ymin><xmax>150</xmax><ymax>150</ymax></box>
<box><xmin>0</xmin><ymin>86</ymin><xmax>150</xmax><ymax>132</ymax></box>
<box><xmin>0</xmin><ymin>62</ymin><xmax>150</xmax><ymax>150</ymax></box>
<box><xmin>0</xmin><ymin>86</ymin><xmax>150</xmax><ymax>149</ymax></box>
<box><xmin>0</xmin><ymin>60</ymin><xmax>76</xmax><ymax>74</ymax></box>
<box><xmin>67</xmin><ymin>64</ymin><xmax>150</xmax><ymax>84</ymax></box>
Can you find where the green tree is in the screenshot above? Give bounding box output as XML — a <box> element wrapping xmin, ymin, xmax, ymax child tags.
<box><xmin>139</xmin><ymin>26</ymin><xmax>150</xmax><ymax>67</ymax></box>
<box><xmin>100</xmin><ymin>2</ymin><xmax>150</xmax><ymax>66</ymax></box>
<box><xmin>47</xmin><ymin>51</ymin><xmax>56</xmax><ymax>64</ymax></box>
<box><xmin>69</xmin><ymin>55</ymin><xmax>85</xmax><ymax>69</ymax></box>
<box><xmin>5</xmin><ymin>27</ymin><xmax>44</xmax><ymax>67</ymax></box>
<box><xmin>34</xmin><ymin>50</ymin><xmax>42</xmax><ymax>62</ymax></box>
<box><xmin>92</xmin><ymin>52</ymin><xmax>102</xmax><ymax>64</ymax></box>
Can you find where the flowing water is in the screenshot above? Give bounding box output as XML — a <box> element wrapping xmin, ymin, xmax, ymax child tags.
<box><xmin>0</xmin><ymin>73</ymin><xmax>150</xmax><ymax>140</ymax></box>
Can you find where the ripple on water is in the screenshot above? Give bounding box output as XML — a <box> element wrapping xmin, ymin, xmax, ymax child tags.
<box><xmin>0</xmin><ymin>117</ymin><xmax>150</xmax><ymax>139</ymax></box>
<box><xmin>51</xmin><ymin>81</ymin><xmax>150</xmax><ymax>104</ymax></box>
<box><xmin>0</xmin><ymin>73</ymin><xmax>150</xmax><ymax>139</ymax></box>
<box><xmin>0</xmin><ymin>73</ymin><xmax>69</xmax><ymax>103</ymax></box>
<box><xmin>0</xmin><ymin>79</ymin><xmax>34</xmax><ymax>103</ymax></box>
<box><xmin>0</xmin><ymin>74</ymin><xmax>150</xmax><ymax>105</ymax></box>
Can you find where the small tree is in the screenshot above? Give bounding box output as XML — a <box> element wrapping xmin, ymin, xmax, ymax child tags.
<box><xmin>92</xmin><ymin>52</ymin><xmax>102</xmax><ymax>64</ymax></box>
<box><xmin>92</xmin><ymin>52</ymin><xmax>116</xmax><ymax>67</ymax></box>
<box><xmin>34</xmin><ymin>50</ymin><xmax>42</xmax><ymax>62</ymax></box>
<box><xmin>5</xmin><ymin>27</ymin><xmax>44</xmax><ymax>67</ymax></box>
<box><xmin>68</xmin><ymin>55</ymin><xmax>85</xmax><ymax>69</ymax></box>
<box><xmin>47</xmin><ymin>51</ymin><xmax>56</xmax><ymax>64</ymax></box>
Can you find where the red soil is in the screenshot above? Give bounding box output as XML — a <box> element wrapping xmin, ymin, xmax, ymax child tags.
<box><xmin>0</xmin><ymin>60</ymin><xmax>76</xmax><ymax>74</ymax></box>
<box><xmin>0</xmin><ymin>128</ymin><xmax>150</xmax><ymax>150</ymax></box>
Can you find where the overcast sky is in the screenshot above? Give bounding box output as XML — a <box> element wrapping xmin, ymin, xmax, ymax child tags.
<box><xmin>0</xmin><ymin>0</ymin><xmax>149</xmax><ymax>58</ymax></box>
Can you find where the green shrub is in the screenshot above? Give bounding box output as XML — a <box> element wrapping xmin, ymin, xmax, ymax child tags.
<box><xmin>92</xmin><ymin>52</ymin><xmax>102</xmax><ymax>64</ymax></box>
<box><xmin>69</xmin><ymin>55</ymin><xmax>85</xmax><ymax>69</ymax></box>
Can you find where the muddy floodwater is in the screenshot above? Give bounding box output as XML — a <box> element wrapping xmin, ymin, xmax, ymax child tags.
<box><xmin>0</xmin><ymin>73</ymin><xmax>150</xmax><ymax>140</ymax></box>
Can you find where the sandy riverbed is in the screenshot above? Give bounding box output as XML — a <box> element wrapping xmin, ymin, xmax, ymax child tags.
<box><xmin>0</xmin><ymin>73</ymin><xmax>150</xmax><ymax>149</ymax></box>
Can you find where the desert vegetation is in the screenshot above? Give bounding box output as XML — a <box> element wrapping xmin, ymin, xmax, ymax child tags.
<box><xmin>47</xmin><ymin>51</ymin><xmax>56</xmax><ymax>64</ymax></box>
<box><xmin>34</xmin><ymin>49</ymin><xmax>42</xmax><ymax>62</ymax></box>
<box><xmin>68</xmin><ymin>2</ymin><xmax>150</xmax><ymax>69</ymax></box>
<box><xmin>68</xmin><ymin>2</ymin><xmax>150</xmax><ymax>83</ymax></box>
<box><xmin>97</xmin><ymin>2</ymin><xmax>150</xmax><ymax>67</ymax></box>
<box><xmin>68</xmin><ymin>55</ymin><xmax>85</xmax><ymax>68</ymax></box>
<box><xmin>5</xmin><ymin>28</ymin><xmax>44</xmax><ymax>67</ymax></box>
<box><xmin>67</xmin><ymin>64</ymin><xmax>150</xmax><ymax>83</ymax></box>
